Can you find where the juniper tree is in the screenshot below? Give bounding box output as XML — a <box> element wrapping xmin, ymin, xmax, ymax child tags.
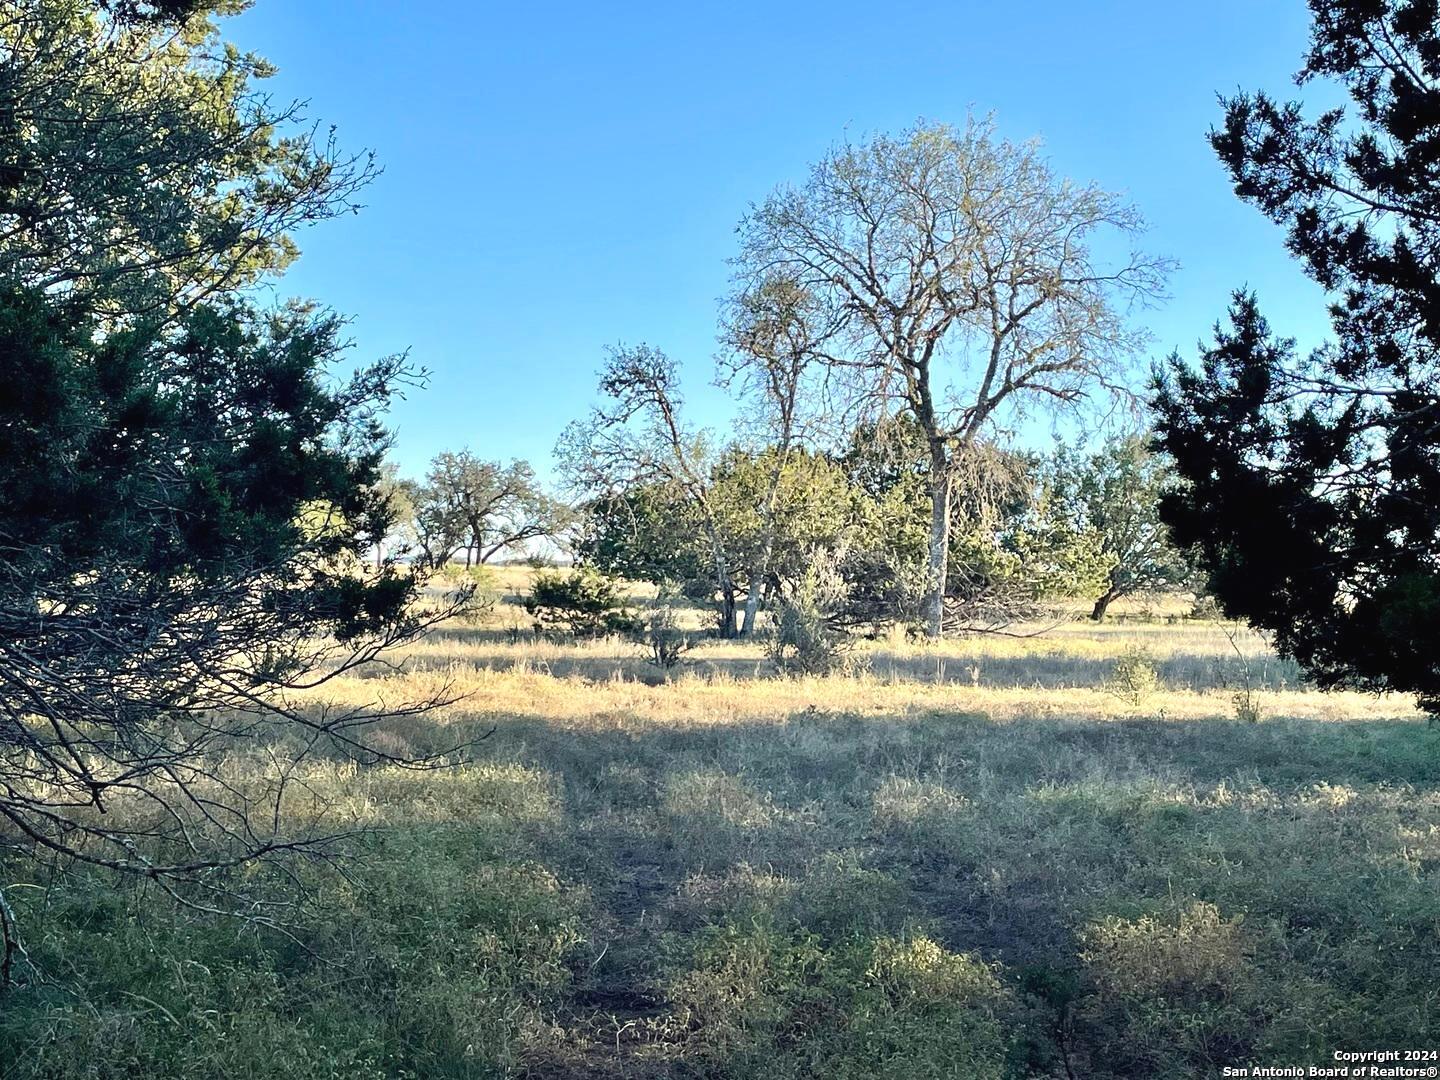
<box><xmin>0</xmin><ymin>0</ymin><xmax>467</xmax><ymax>976</ymax></box>
<box><xmin>1154</xmin><ymin>0</ymin><xmax>1440</xmax><ymax>712</ymax></box>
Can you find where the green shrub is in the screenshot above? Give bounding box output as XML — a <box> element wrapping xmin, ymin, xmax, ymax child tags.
<box><xmin>1106</xmin><ymin>645</ymin><xmax>1160</xmax><ymax>706</ymax></box>
<box><xmin>767</xmin><ymin>557</ymin><xmax>851</xmax><ymax>676</ymax></box>
<box><xmin>436</xmin><ymin>562</ymin><xmax>496</xmax><ymax>588</ymax></box>
<box><xmin>789</xmin><ymin>853</ymin><xmax>910</xmax><ymax>939</ymax></box>
<box><xmin>637</xmin><ymin>602</ymin><xmax>694</xmax><ymax>672</ymax></box>
<box><xmin>523</xmin><ymin>568</ymin><xmax>640</xmax><ymax>638</ymax></box>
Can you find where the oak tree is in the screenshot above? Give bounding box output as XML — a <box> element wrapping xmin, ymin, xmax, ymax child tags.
<box><xmin>1043</xmin><ymin>436</ymin><xmax>1193</xmax><ymax>620</ymax></box>
<box><xmin>736</xmin><ymin>120</ymin><xmax>1167</xmax><ymax>636</ymax></box>
<box><xmin>414</xmin><ymin>452</ymin><xmax>571</xmax><ymax>568</ymax></box>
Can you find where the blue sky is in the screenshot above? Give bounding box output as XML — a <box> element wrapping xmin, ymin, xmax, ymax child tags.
<box><xmin>230</xmin><ymin>0</ymin><xmax>1332</xmax><ymax>482</ymax></box>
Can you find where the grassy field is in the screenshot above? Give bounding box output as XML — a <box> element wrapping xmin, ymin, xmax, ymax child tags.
<box><xmin>3</xmin><ymin>570</ymin><xmax>1437</xmax><ymax>1078</ymax></box>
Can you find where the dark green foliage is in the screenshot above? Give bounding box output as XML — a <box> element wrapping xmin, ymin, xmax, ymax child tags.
<box><xmin>99</xmin><ymin>0</ymin><xmax>226</xmax><ymax>25</ymax></box>
<box><xmin>576</xmin><ymin>482</ymin><xmax>709</xmax><ymax>587</ymax></box>
<box><xmin>0</xmin><ymin>293</ymin><xmax>399</xmax><ymax>587</ymax></box>
<box><xmin>0</xmin><ymin>1</ymin><xmax>376</xmax><ymax>315</ymax></box>
<box><xmin>1154</xmin><ymin>0</ymin><xmax>1440</xmax><ymax>711</ymax></box>
<box><xmin>0</xmin><ymin>0</ymin><xmax>461</xmax><ymax>912</ymax></box>
<box><xmin>524</xmin><ymin>569</ymin><xmax>641</xmax><ymax>638</ymax></box>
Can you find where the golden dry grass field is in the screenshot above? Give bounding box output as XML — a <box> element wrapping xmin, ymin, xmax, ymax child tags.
<box><xmin>3</xmin><ymin>567</ymin><xmax>1436</xmax><ymax>1079</ymax></box>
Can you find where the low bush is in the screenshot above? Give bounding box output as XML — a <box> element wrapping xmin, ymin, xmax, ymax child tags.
<box><xmin>636</xmin><ymin>603</ymin><xmax>694</xmax><ymax>672</ymax></box>
<box><xmin>1106</xmin><ymin>645</ymin><xmax>1160</xmax><ymax>706</ymax></box>
<box><xmin>768</xmin><ymin>557</ymin><xmax>852</xmax><ymax>676</ymax></box>
<box><xmin>523</xmin><ymin>568</ymin><xmax>641</xmax><ymax>638</ymax></box>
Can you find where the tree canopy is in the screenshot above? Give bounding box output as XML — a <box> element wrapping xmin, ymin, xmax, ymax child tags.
<box><xmin>0</xmin><ymin>0</ymin><xmax>461</xmax><ymax>928</ymax></box>
<box><xmin>1154</xmin><ymin>0</ymin><xmax>1440</xmax><ymax>712</ymax></box>
<box><xmin>1042</xmin><ymin>435</ymin><xmax>1193</xmax><ymax>620</ymax></box>
<box><xmin>403</xmin><ymin>452</ymin><xmax>571</xmax><ymax>569</ymax></box>
<box><xmin>734</xmin><ymin>120</ymin><xmax>1167</xmax><ymax>636</ymax></box>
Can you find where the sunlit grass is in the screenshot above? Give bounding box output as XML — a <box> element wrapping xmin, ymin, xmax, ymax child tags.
<box><xmin>3</xmin><ymin>598</ymin><xmax>1436</xmax><ymax>1078</ymax></box>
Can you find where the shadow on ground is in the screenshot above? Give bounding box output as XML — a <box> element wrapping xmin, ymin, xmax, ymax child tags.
<box><xmin>388</xmin><ymin>703</ymin><xmax>1440</xmax><ymax>1077</ymax></box>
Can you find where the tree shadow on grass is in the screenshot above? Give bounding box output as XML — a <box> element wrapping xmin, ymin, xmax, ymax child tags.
<box><xmin>349</xmin><ymin>702</ymin><xmax>1440</xmax><ymax>1077</ymax></box>
<box><xmin>393</xmin><ymin>641</ymin><xmax>1309</xmax><ymax>692</ymax></box>
<box><xmin>417</xmin><ymin>703</ymin><xmax>1440</xmax><ymax>950</ymax></box>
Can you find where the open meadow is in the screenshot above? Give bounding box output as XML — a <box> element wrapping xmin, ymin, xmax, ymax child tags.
<box><xmin>9</xmin><ymin>2</ymin><xmax>1440</xmax><ymax>1077</ymax></box>
<box><xmin>4</xmin><ymin>569</ymin><xmax>1436</xmax><ymax>1079</ymax></box>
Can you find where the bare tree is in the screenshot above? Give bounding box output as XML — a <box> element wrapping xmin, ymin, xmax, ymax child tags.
<box><xmin>735</xmin><ymin>119</ymin><xmax>1169</xmax><ymax>637</ymax></box>
<box><xmin>559</xmin><ymin>346</ymin><xmax>742</xmax><ymax>636</ymax></box>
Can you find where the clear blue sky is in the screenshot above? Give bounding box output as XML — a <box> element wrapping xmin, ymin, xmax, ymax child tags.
<box><xmin>230</xmin><ymin>0</ymin><xmax>1331</xmax><ymax>482</ymax></box>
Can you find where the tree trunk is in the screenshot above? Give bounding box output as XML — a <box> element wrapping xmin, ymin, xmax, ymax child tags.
<box><xmin>704</xmin><ymin>521</ymin><xmax>739</xmax><ymax>638</ymax></box>
<box><xmin>740</xmin><ymin>534</ymin><xmax>776</xmax><ymax>636</ymax></box>
<box><xmin>924</xmin><ymin>470</ymin><xmax>952</xmax><ymax>639</ymax></box>
<box><xmin>719</xmin><ymin>581</ymin><xmax>738</xmax><ymax>638</ymax></box>
<box><xmin>739</xmin><ymin>563</ymin><xmax>763</xmax><ymax>636</ymax></box>
<box><xmin>740</xmin><ymin>448</ymin><xmax>790</xmax><ymax>637</ymax></box>
<box><xmin>1090</xmin><ymin>587</ymin><xmax>1120</xmax><ymax>622</ymax></box>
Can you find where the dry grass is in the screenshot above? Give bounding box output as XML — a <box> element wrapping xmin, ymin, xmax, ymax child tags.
<box><xmin>3</xmin><ymin>593</ymin><xmax>1436</xmax><ymax>1079</ymax></box>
